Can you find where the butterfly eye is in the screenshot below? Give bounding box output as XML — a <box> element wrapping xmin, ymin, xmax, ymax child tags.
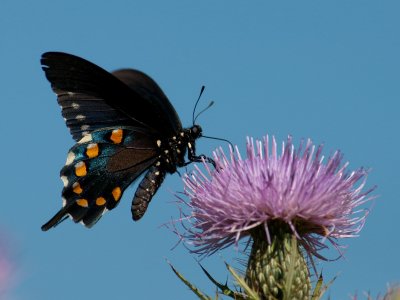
<box><xmin>191</xmin><ymin>125</ymin><xmax>202</xmax><ymax>138</ymax></box>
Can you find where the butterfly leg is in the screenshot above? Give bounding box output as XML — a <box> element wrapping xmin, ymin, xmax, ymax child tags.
<box><xmin>194</xmin><ymin>154</ymin><xmax>216</xmax><ymax>168</ymax></box>
<box><xmin>186</xmin><ymin>152</ymin><xmax>216</xmax><ymax>168</ymax></box>
<box><xmin>132</xmin><ymin>166</ymin><xmax>166</xmax><ymax>221</ymax></box>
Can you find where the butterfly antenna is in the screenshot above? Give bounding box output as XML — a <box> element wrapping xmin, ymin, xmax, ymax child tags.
<box><xmin>201</xmin><ymin>135</ymin><xmax>234</xmax><ymax>149</ymax></box>
<box><xmin>192</xmin><ymin>86</ymin><xmax>205</xmax><ymax>125</ymax></box>
<box><xmin>194</xmin><ymin>101</ymin><xmax>214</xmax><ymax>124</ymax></box>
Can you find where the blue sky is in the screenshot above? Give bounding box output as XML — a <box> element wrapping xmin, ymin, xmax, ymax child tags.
<box><xmin>0</xmin><ymin>1</ymin><xmax>399</xmax><ymax>299</ymax></box>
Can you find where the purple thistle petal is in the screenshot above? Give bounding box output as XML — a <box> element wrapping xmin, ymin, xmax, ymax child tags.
<box><xmin>0</xmin><ymin>232</ymin><xmax>15</xmax><ymax>298</ymax></box>
<box><xmin>176</xmin><ymin>135</ymin><xmax>375</xmax><ymax>257</ymax></box>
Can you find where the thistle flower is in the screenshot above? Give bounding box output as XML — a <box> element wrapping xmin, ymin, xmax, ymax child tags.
<box><xmin>174</xmin><ymin>135</ymin><xmax>374</xmax><ymax>299</ymax></box>
<box><xmin>179</xmin><ymin>135</ymin><xmax>374</xmax><ymax>258</ymax></box>
<box><xmin>0</xmin><ymin>234</ymin><xmax>14</xmax><ymax>298</ymax></box>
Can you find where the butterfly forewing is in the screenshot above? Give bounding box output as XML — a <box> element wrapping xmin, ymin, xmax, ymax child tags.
<box><xmin>41</xmin><ymin>52</ymin><xmax>182</xmax><ymax>141</ymax></box>
<box><xmin>58</xmin><ymin>92</ymin><xmax>131</xmax><ymax>140</ymax></box>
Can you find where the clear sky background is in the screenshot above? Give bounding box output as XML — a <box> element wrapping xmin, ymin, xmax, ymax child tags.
<box><xmin>0</xmin><ymin>1</ymin><xmax>399</xmax><ymax>299</ymax></box>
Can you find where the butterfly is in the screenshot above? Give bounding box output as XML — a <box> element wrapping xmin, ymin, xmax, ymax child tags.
<box><xmin>40</xmin><ymin>52</ymin><xmax>214</xmax><ymax>231</ymax></box>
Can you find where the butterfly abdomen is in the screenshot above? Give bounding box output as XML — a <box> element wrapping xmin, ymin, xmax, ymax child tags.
<box><xmin>128</xmin><ymin>126</ymin><xmax>203</xmax><ymax>219</ymax></box>
<box><xmin>132</xmin><ymin>166</ymin><xmax>166</xmax><ymax>221</ymax></box>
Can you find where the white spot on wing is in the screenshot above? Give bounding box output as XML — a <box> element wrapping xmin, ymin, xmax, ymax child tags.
<box><xmin>87</xmin><ymin>143</ymin><xmax>97</xmax><ymax>150</ymax></box>
<box><xmin>72</xmin><ymin>103</ymin><xmax>80</xmax><ymax>109</ymax></box>
<box><xmin>78</xmin><ymin>134</ymin><xmax>92</xmax><ymax>144</ymax></box>
<box><xmin>61</xmin><ymin>176</ymin><xmax>68</xmax><ymax>187</ymax></box>
<box><xmin>62</xmin><ymin>197</ymin><xmax>67</xmax><ymax>207</ymax></box>
<box><xmin>75</xmin><ymin>161</ymin><xmax>85</xmax><ymax>168</ymax></box>
<box><xmin>65</xmin><ymin>151</ymin><xmax>75</xmax><ymax>165</ymax></box>
<box><xmin>76</xmin><ymin>115</ymin><xmax>85</xmax><ymax>120</ymax></box>
<box><xmin>156</xmin><ymin>140</ymin><xmax>161</xmax><ymax>147</ymax></box>
<box><xmin>81</xmin><ymin>125</ymin><xmax>90</xmax><ymax>131</ymax></box>
<box><xmin>67</xmin><ymin>92</ymin><xmax>75</xmax><ymax>96</ymax></box>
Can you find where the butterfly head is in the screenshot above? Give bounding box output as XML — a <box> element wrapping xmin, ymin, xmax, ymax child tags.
<box><xmin>189</xmin><ymin>124</ymin><xmax>202</xmax><ymax>140</ymax></box>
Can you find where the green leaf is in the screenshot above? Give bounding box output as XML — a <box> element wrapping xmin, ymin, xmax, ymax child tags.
<box><xmin>311</xmin><ymin>271</ymin><xmax>337</xmax><ymax>300</ymax></box>
<box><xmin>199</xmin><ymin>263</ymin><xmax>236</xmax><ymax>298</ymax></box>
<box><xmin>225</xmin><ymin>262</ymin><xmax>260</xmax><ymax>300</ymax></box>
<box><xmin>311</xmin><ymin>273</ymin><xmax>324</xmax><ymax>300</ymax></box>
<box><xmin>320</xmin><ymin>274</ymin><xmax>337</xmax><ymax>297</ymax></box>
<box><xmin>167</xmin><ymin>260</ymin><xmax>212</xmax><ymax>300</ymax></box>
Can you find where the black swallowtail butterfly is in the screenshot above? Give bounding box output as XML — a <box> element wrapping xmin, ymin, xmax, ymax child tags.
<box><xmin>40</xmin><ymin>52</ymin><xmax>214</xmax><ymax>231</ymax></box>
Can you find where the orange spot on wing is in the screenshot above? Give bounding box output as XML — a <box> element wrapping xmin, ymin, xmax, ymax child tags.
<box><xmin>110</xmin><ymin>129</ymin><xmax>123</xmax><ymax>144</ymax></box>
<box><xmin>112</xmin><ymin>187</ymin><xmax>122</xmax><ymax>201</ymax></box>
<box><xmin>72</xmin><ymin>182</ymin><xmax>83</xmax><ymax>194</ymax></box>
<box><xmin>76</xmin><ymin>199</ymin><xmax>89</xmax><ymax>207</ymax></box>
<box><xmin>86</xmin><ymin>143</ymin><xmax>99</xmax><ymax>158</ymax></box>
<box><xmin>96</xmin><ymin>197</ymin><xmax>106</xmax><ymax>206</ymax></box>
<box><xmin>75</xmin><ymin>162</ymin><xmax>87</xmax><ymax>177</ymax></box>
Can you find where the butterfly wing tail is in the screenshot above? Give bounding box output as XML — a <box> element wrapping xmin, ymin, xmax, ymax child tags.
<box><xmin>41</xmin><ymin>201</ymin><xmax>93</xmax><ymax>231</ymax></box>
<box><xmin>41</xmin><ymin>206</ymin><xmax>70</xmax><ymax>231</ymax></box>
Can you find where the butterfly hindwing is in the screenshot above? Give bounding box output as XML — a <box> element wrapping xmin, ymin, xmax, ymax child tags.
<box><xmin>41</xmin><ymin>127</ymin><xmax>158</xmax><ymax>230</ymax></box>
<box><xmin>112</xmin><ymin>69</ymin><xmax>182</xmax><ymax>133</ymax></box>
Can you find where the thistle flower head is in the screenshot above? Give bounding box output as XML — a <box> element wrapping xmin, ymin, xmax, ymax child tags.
<box><xmin>178</xmin><ymin>135</ymin><xmax>374</xmax><ymax>257</ymax></box>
